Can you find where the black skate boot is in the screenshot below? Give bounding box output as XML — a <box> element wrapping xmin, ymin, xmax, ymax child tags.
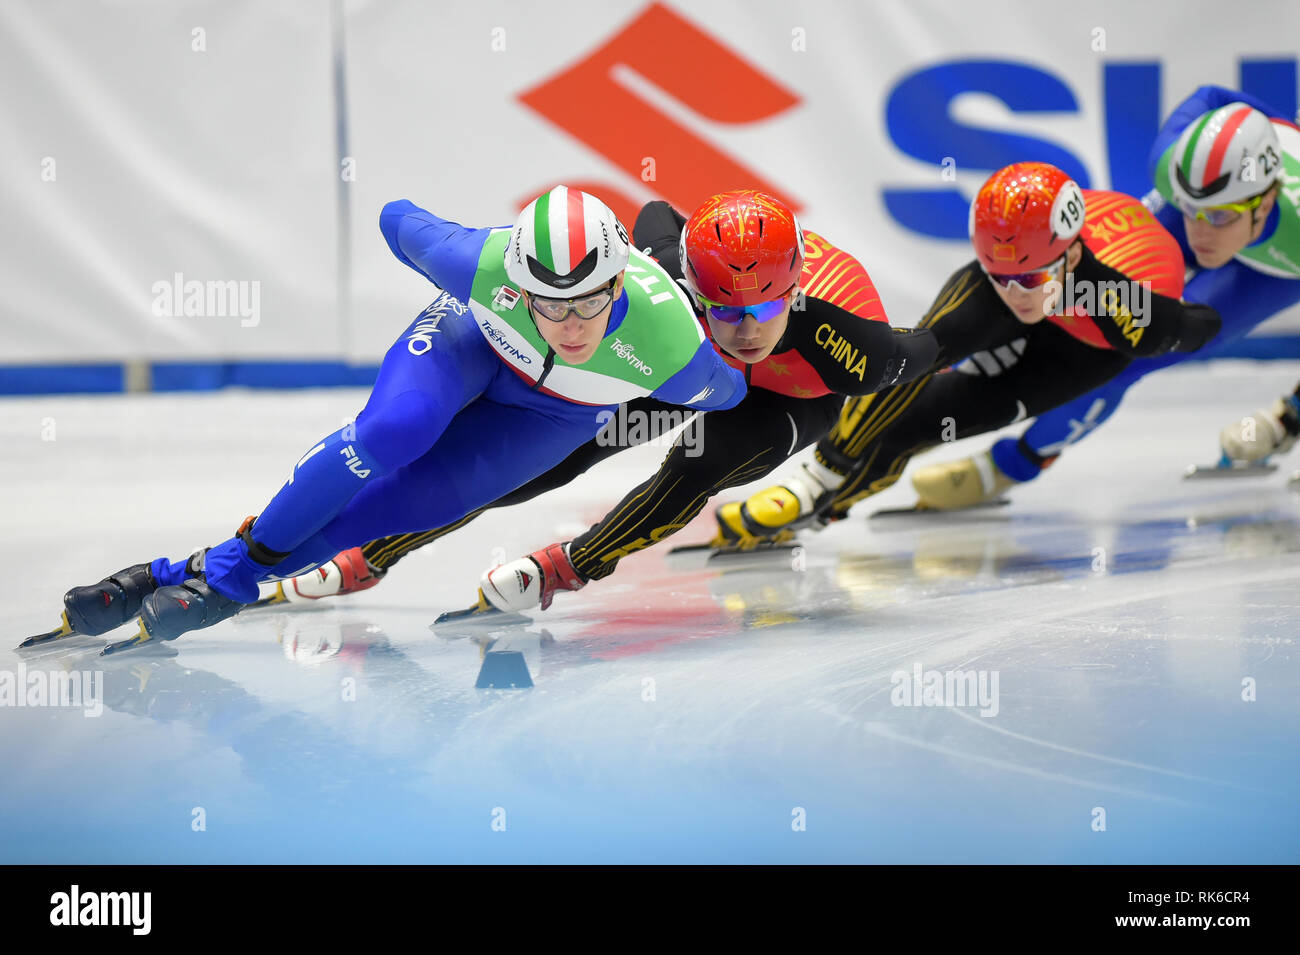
<box><xmin>103</xmin><ymin>576</ymin><xmax>246</xmax><ymax>655</ymax></box>
<box><xmin>19</xmin><ymin>551</ymin><xmax>206</xmax><ymax>648</ymax></box>
<box><xmin>65</xmin><ymin>564</ymin><xmax>157</xmax><ymax>635</ymax></box>
<box><xmin>102</xmin><ymin>515</ymin><xmax>290</xmax><ymax>654</ymax></box>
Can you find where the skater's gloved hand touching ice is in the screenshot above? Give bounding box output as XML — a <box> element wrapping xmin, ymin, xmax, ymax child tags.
<box><xmin>1219</xmin><ymin>390</ymin><xmax>1300</xmax><ymax>463</ymax></box>
<box><xmin>440</xmin><ymin>543</ymin><xmax>586</xmax><ymax>620</ymax></box>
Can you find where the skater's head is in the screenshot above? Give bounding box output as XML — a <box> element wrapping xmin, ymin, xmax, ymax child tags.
<box><xmin>971</xmin><ymin>162</ymin><xmax>1086</xmax><ymax>324</ymax></box>
<box><xmin>506</xmin><ymin>186</ymin><xmax>631</xmax><ymax>363</ymax></box>
<box><xmin>1168</xmin><ymin>103</ymin><xmax>1282</xmax><ymax>269</ymax></box>
<box><xmin>682</xmin><ymin>190</ymin><xmax>804</xmax><ymax>363</ymax></box>
<box><xmin>525</xmin><ymin>272</ymin><xmax>626</xmax><ymax>364</ymax></box>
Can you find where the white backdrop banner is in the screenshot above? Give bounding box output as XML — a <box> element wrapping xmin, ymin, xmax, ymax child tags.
<box><xmin>2</xmin><ymin>0</ymin><xmax>1298</xmax><ymax>375</ymax></box>
<box><xmin>0</xmin><ymin>0</ymin><xmax>337</xmax><ymax>363</ymax></box>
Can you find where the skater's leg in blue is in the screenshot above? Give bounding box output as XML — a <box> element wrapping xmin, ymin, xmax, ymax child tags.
<box><xmin>152</xmin><ymin>294</ymin><xmax>500</xmax><ymax>597</ymax></box>
<box><xmin>250</xmin><ymin>294</ymin><xmax>501</xmax><ymax>551</ymax></box>
<box><xmin>992</xmin><ymin>371</ymin><xmax>1138</xmax><ymax>481</ymax></box>
<box><xmin>262</xmin><ymin>381</ymin><xmax>612</xmax><ymax>577</ymax></box>
<box><xmin>1011</xmin><ymin>370</ymin><xmax>1139</xmax><ymax>464</ymax></box>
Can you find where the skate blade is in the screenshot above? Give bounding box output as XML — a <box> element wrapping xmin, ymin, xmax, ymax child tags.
<box><xmin>870</xmin><ymin>498</ymin><xmax>1010</xmax><ymax>519</ymax></box>
<box><xmin>664</xmin><ymin>538</ymin><xmax>800</xmax><ymax>574</ymax></box>
<box><xmin>705</xmin><ymin>546</ymin><xmax>802</xmax><ymax>571</ymax></box>
<box><xmin>669</xmin><ymin>531</ymin><xmax>798</xmax><ymax>557</ymax></box>
<box><xmin>17</xmin><ymin>611</ymin><xmax>76</xmax><ymax>648</ymax></box>
<box><xmin>1183</xmin><ymin>462</ymin><xmax>1278</xmax><ymax>480</ymax></box>
<box><xmin>101</xmin><ymin>621</ymin><xmax>155</xmax><ymax>656</ymax></box>
<box><xmin>668</xmin><ymin>540</ymin><xmax>733</xmax><ymax>556</ymax></box>
<box><xmin>247</xmin><ymin>581</ymin><xmax>289</xmax><ymax>609</ymax></box>
<box><xmin>686</xmin><ymin>541</ymin><xmax>798</xmax><ymax>559</ymax></box>
<box><xmin>431</xmin><ymin>590</ymin><xmax>531</xmax><ymax>633</ymax></box>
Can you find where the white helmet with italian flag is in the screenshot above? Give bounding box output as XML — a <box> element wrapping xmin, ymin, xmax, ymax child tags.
<box><xmin>505</xmin><ymin>186</ymin><xmax>630</xmax><ymax>297</ymax></box>
<box><xmin>1169</xmin><ymin>102</ymin><xmax>1282</xmax><ymax>210</ymax></box>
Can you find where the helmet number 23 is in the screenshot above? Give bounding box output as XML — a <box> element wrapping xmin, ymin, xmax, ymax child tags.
<box><xmin>1259</xmin><ymin>145</ymin><xmax>1279</xmax><ymax>177</ymax></box>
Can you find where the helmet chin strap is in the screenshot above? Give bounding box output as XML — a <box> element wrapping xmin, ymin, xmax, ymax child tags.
<box><xmin>530</xmin><ymin>346</ymin><xmax>557</xmax><ymax>392</ymax></box>
<box><xmin>1249</xmin><ymin>181</ymin><xmax>1281</xmax><ymax>236</ymax></box>
<box><xmin>517</xmin><ymin>290</ymin><xmax>557</xmax><ymax>389</ymax></box>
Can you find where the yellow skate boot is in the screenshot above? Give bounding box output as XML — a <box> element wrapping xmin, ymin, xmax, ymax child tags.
<box><xmin>712</xmin><ymin>461</ymin><xmax>843</xmax><ymax>549</ymax></box>
<box><xmin>910</xmin><ymin>449</ymin><xmax>1018</xmax><ymax>510</ymax></box>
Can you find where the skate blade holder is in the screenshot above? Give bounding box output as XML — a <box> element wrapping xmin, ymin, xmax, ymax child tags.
<box><xmin>17</xmin><ymin>612</ymin><xmax>79</xmax><ymax>650</ymax></box>
<box><xmin>99</xmin><ymin>617</ymin><xmax>188</xmax><ymax>657</ymax></box>
<box><xmin>100</xmin><ymin>627</ymin><xmax>155</xmax><ymax>656</ymax></box>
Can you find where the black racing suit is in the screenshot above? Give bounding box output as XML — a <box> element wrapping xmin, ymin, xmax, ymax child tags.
<box><xmin>815</xmin><ymin>250</ymin><xmax>1221</xmax><ymax>515</ymax></box>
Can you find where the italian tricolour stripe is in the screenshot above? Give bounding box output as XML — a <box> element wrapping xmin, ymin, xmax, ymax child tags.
<box><xmin>1181</xmin><ymin>104</ymin><xmax>1254</xmax><ymax>188</ymax></box>
<box><xmin>531</xmin><ymin>185</ymin><xmax>595</xmax><ymax>275</ymax></box>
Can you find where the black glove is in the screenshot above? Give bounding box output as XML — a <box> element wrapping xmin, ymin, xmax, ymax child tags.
<box><xmin>1163</xmin><ymin>302</ymin><xmax>1222</xmax><ymax>354</ymax></box>
<box><xmin>632</xmin><ymin>200</ymin><xmax>688</xmax><ymax>276</ymax></box>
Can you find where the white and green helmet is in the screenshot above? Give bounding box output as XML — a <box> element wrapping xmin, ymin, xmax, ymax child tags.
<box><xmin>1169</xmin><ymin>102</ymin><xmax>1282</xmax><ymax>210</ymax></box>
<box><xmin>504</xmin><ymin>185</ymin><xmax>630</xmax><ymax>297</ymax></box>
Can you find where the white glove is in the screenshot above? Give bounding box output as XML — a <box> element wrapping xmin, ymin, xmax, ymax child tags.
<box><xmin>479</xmin><ymin>542</ymin><xmax>584</xmax><ymax>613</ymax></box>
<box><xmin>480</xmin><ymin>556</ymin><xmax>544</xmax><ymax>612</ymax></box>
<box><xmin>1219</xmin><ymin>397</ymin><xmax>1299</xmax><ymax>463</ymax></box>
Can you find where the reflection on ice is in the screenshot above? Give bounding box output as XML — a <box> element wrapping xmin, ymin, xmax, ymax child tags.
<box><xmin>3</xmin><ymin>368</ymin><xmax>1299</xmax><ymax>861</ymax></box>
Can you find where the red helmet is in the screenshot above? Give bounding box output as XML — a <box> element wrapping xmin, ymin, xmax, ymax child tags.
<box><xmin>681</xmin><ymin>190</ymin><xmax>804</xmax><ymax>305</ymax></box>
<box><xmin>970</xmin><ymin>162</ymin><xmax>1086</xmax><ymax>273</ymax></box>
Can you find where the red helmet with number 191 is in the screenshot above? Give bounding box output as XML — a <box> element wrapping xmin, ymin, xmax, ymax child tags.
<box><xmin>970</xmin><ymin>162</ymin><xmax>1086</xmax><ymax>275</ymax></box>
<box><xmin>681</xmin><ymin>190</ymin><xmax>805</xmax><ymax>307</ymax></box>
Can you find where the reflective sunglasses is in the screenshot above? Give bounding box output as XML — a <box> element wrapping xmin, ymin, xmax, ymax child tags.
<box><xmin>528</xmin><ymin>279</ymin><xmax>618</xmax><ymax>323</ymax></box>
<box><xmin>1177</xmin><ymin>193</ymin><xmax>1264</xmax><ymax>227</ymax></box>
<box><xmin>983</xmin><ymin>254</ymin><xmax>1066</xmax><ymax>291</ymax></box>
<box><xmin>700</xmin><ymin>289</ymin><xmax>793</xmax><ymax>325</ymax></box>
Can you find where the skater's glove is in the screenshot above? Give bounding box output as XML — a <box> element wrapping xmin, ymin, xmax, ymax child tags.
<box><xmin>480</xmin><ymin>543</ymin><xmax>585</xmax><ymax>613</ymax></box>
<box><xmin>1218</xmin><ymin>396</ymin><xmax>1299</xmax><ymax>463</ymax></box>
<box><xmin>1165</xmin><ymin>302</ymin><xmax>1221</xmax><ymax>354</ymax></box>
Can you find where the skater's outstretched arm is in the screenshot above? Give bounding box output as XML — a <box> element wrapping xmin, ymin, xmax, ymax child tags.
<box><xmin>379</xmin><ymin>199</ymin><xmax>496</xmax><ymax>303</ymax></box>
<box><xmin>1069</xmin><ymin>244</ymin><xmax>1222</xmax><ymax>356</ymax></box>
<box><xmin>650</xmin><ymin>338</ymin><xmax>748</xmax><ymax>411</ymax></box>
<box><xmin>796</xmin><ymin>299</ymin><xmax>939</xmax><ymax>394</ymax></box>
<box><xmin>633</xmin><ymin>200</ymin><xmax>688</xmax><ymax>276</ymax></box>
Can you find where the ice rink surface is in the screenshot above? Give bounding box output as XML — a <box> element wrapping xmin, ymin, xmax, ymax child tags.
<box><xmin>2</xmin><ymin>360</ymin><xmax>1299</xmax><ymax>864</ymax></box>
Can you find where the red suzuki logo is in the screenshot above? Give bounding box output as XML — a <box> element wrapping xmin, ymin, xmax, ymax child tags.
<box><xmin>517</xmin><ymin>3</ymin><xmax>803</xmax><ymax>223</ymax></box>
